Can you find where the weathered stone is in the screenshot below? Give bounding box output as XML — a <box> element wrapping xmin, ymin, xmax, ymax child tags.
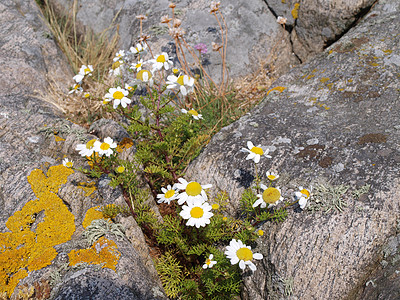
<box><xmin>265</xmin><ymin>0</ymin><xmax>378</xmax><ymax>62</ymax></box>
<box><xmin>50</xmin><ymin>0</ymin><xmax>299</xmax><ymax>81</ymax></box>
<box><xmin>0</xmin><ymin>1</ymin><xmax>166</xmax><ymax>298</ymax></box>
<box><xmin>186</xmin><ymin>0</ymin><xmax>400</xmax><ymax>299</ymax></box>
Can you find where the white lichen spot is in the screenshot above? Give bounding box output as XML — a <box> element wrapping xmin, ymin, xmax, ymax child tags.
<box><xmin>293</xmin><ymin>146</ymin><xmax>304</xmax><ymax>154</ymax></box>
<box><xmin>28</xmin><ymin>136</ymin><xmax>40</xmax><ymax>143</ymax></box>
<box><xmin>333</xmin><ymin>163</ymin><xmax>345</xmax><ymax>172</ymax></box>
<box><xmin>307</xmin><ymin>107</ymin><xmax>319</xmax><ymax>113</ymax></box>
<box><xmin>272</xmin><ymin>136</ymin><xmax>292</xmax><ymax>144</ymax></box>
<box><xmin>306</xmin><ymin>138</ymin><xmax>319</xmax><ymax>145</ymax></box>
<box><xmin>249</xmin><ymin>122</ymin><xmax>259</xmax><ymax>128</ymax></box>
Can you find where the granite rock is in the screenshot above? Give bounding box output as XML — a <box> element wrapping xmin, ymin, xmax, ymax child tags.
<box><xmin>186</xmin><ymin>0</ymin><xmax>400</xmax><ymax>299</ymax></box>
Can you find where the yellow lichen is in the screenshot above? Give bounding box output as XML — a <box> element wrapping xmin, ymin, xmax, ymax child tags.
<box><xmin>77</xmin><ymin>181</ymin><xmax>97</xmax><ymax>198</ymax></box>
<box><xmin>383</xmin><ymin>49</ymin><xmax>392</xmax><ymax>54</ymax></box>
<box><xmin>116</xmin><ymin>137</ymin><xmax>134</xmax><ymax>153</ymax></box>
<box><xmin>0</xmin><ymin>165</ymin><xmax>75</xmax><ymax>297</ymax></box>
<box><xmin>327</xmin><ymin>83</ymin><xmax>333</xmax><ymax>90</ymax></box>
<box><xmin>68</xmin><ymin>237</ymin><xmax>121</xmax><ymax>271</ymax></box>
<box><xmin>54</xmin><ymin>135</ymin><xmax>65</xmax><ymax>142</ymax></box>
<box><xmin>82</xmin><ymin>206</ymin><xmax>108</xmax><ymax>229</ymax></box>
<box><xmin>320</xmin><ymin>77</ymin><xmax>330</xmax><ymax>83</ymax></box>
<box><xmin>291</xmin><ymin>3</ymin><xmax>300</xmax><ymax>19</ymax></box>
<box><xmin>266</xmin><ymin>86</ymin><xmax>286</xmax><ymax>95</ymax></box>
<box><xmin>306</xmin><ymin>74</ymin><xmax>315</xmax><ymax>80</ymax></box>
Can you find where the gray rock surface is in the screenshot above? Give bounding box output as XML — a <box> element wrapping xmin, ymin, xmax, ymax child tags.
<box><xmin>265</xmin><ymin>0</ymin><xmax>378</xmax><ymax>62</ymax></box>
<box><xmin>50</xmin><ymin>0</ymin><xmax>299</xmax><ymax>81</ymax></box>
<box><xmin>186</xmin><ymin>0</ymin><xmax>400</xmax><ymax>299</ymax></box>
<box><xmin>50</xmin><ymin>0</ymin><xmax>378</xmax><ymax>83</ymax></box>
<box><xmin>0</xmin><ymin>1</ymin><xmax>166</xmax><ymax>299</ymax></box>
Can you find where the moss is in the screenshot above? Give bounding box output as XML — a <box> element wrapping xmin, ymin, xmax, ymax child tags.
<box><xmin>68</xmin><ymin>237</ymin><xmax>121</xmax><ymax>271</ymax></box>
<box><xmin>0</xmin><ymin>165</ymin><xmax>75</xmax><ymax>297</ymax></box>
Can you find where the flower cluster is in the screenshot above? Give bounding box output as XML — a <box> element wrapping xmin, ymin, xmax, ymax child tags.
<box><xmin>157</xmin><ymin>178</ymin><xmax>213</xmax><ymax>228</ymax></box>
<box><xmin>75</xmin><ymin>137</ymin><xmax>117</xmax><ymax>158</ymax></box>
<box><xmin>157</xmin><ymin>178</ymin><xmax>265</xmax><ymax>272</ymax></box>
<box><xmin>69</xmin><ymin>64</ymin><xmax>93</xmax><ymax>94</ymax></box>
<box><xmin>241</xmin><ymin>141</ymin><xmax>311</xmax><ymax>210</ymax></box>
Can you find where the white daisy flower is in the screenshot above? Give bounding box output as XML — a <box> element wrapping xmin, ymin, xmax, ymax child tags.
<box><xmin>130</xmin><ymin>59</ymin><xmax>144</xmax><ymax>72</ymax></box>
<box><xmin>295</xmin><ymin>186</ymin><xmax>312</xmax><ymax>209</ymax></box>
<box><xmin>104</xmin><ymin>87</ymin><xmax>131</xmax><ymax>109</ymax></box>
<box><xmin>113</xmin><ymin>50</ymin><xmax>125</xmax><ymax>62</ymax></box>
<box><xmin>181</xmin><ymin>109</ymin><xmax>203</xmax><ymax>120</ymax></box>
<box><xmin>130</xmin><ymin>43</ymin><xmax>147</xmax><ymax>55</ymax></box>
<box><xmin>62</xmin><ymin>158</ymin><xmax>74</xmax><ymax>168</ymax></box>
<box><xmin>76</xmin><ymin>139</ymin><xmax>98</xmax><ymax>157</ymax></box>
<box><xmin>241</xmin><ymin>141</ymin><xmax>272</xmax><ymax>163</ymax></box>
<box><xmin>253</xmin><ymin>184</ymin><xmax>283</xmax><ymax>208</ymax></box>
<box><xmin>157</xmin><ymin>184</ymin><xmax>179</xmax><ymax>204</ymax></box>
<box><xmin>202</xmin><ymin>254</ymin><xmax>217</xmax><ymax>269</ymax></box>
<box><xmin>266</xmin><ymin>171</ymin><xmax>279</xmax><ymax>181</ymax></box>
<box><xmin>176</xmin><ymin>178</ymin><xmax>212</xmax><ymax>205</ymax></box>
<box><xmin>124</xmin><ymin>83</ymin><xmax>135</xmax><ymax>92</ymax></box>
<box><xmin>94</xmin><ymin>137</ymin><xmax>117</xmax><ymax>157</ymax></box>
<box><xmin>73</xmin><ymin>65</ymin><xmax>93</xmax><ymax>82</ymax></box>
<box><xmin>80</xmin><ymin>64</ymin><xmax>94</xmax><ymax>76</ymax></box>
<box><xmin>73</xmin><ymin>74</ymin><xmax>84</xmax><ymax>83</ymax></box>
<box><xmin>69</xmin><ymin>83</ymin><xmax>82</xmax><ymax>94</ymax></box>
<box><xmin>166</xmin><ymin>74</ymin><xmax>195</xmax><ymax>96</ymax></box>
<box><xmin>225</xmin><ymin>239</ymin><xmax>263</xmax><ymax>272</ymax></box>
<box><xmin>149</xmin><ymin>52</ymin><xmax>173</xmax><ymax>72</ymax></box>
<box><xmin>179</xmin><ymin>198</ymin><xmax>213</xmax><ymax>228</ymax></box>
<box><xmin>109</xmin><ymin>60</ymin><xmax>124</xmax><ymax>76</ymax></box>
<box><xmin>134</xmin><ymin>69</ymin><xmax>153</xmax><ymax>87</ymax></box>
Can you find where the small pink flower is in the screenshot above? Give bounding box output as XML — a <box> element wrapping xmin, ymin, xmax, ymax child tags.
<box><xmin>194</xmin><ymin>43</ymin><xmax>208</xmax><ymax>54</ymax></box>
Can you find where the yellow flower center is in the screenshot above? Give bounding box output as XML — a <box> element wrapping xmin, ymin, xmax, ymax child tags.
<box><xmin>84</xmin><ymin>93</ymin><xmax>90</xmax><ymax>98</ymax></box>
<box><xmin>257</xmin><ymin>230</ymin><xmax>264</xmax><ymax>236</ymax></box>
<box><xmin>65</xmin><ymin>162</ymin><xmax>73</xmax><ymax>168</ymax></box>
<box><xmin>112</xmin><ymin>61</ymin><xmax>121</xmax><ymax>69</ymax></box>
<box><xmin>206</xmin><ymin>258</ymin><xmax>211</xmax><ymax>265</ymax></box>
<box><xmin>100</xmin><ymin>143</ymin><xmax>110</xmax><ymax>150</ymax></box>
<box><xmin>84</xmin><ymin>68</ymin><xmax>91</xmax><ymax>74</ymax></box>
<box><xmin>236</xmin><ymin>247</ymin><xmax>253</xmax><ymax>261</ymax></box>
<box><xmin>165</xmin><ymin>189</ymin><xmax>175</xmax><ymax>199</ymax></box>
<box><xmin>86</xmin><ymin>139</ymin><xmax>97</xmax><ymax>149</ymax></box>
<box><xmin>113</xmin><ymin>91</ymin><xmax>124</xmax><ymax>100</ymax></box>
<box><xmin>251</xmin><ymin>146</ymin><xmax>264</xmax><ymax>155</ymax></box>
<box><xmin>74</xmin><ymin>84</ymin><xmax>80</xmax><ymax>90</ymax></box>
<box><xmin>173</xmin><ymin>68</ymin><xmax>179</xmax><ymax>74</ymax></box>
<box><xmin>211</xmin><ymin>203</ymin><xmax>220</xmax><ymax>210</ymax></box>
<box><xmin>188</xmin><ymin>109</ymin><xmax>199</xmax><ymax>116</ymax></box>
<box><xmin>300</xmin><ymin>189</ymin><xmax>310</xmax><ymax>198</ymax></box>
<box><xmin>135</xmin><ymin>63</ymin><xmax>142</xmax><ymax>69</ymax></box>
<box><xmin>186</xmin><ymin>182</ymin><xmax>202</xmax><ymax>196</ymax></box>
<box><xmin>116</xmin><ymin>166</ymin><xmax>125</xmax><ymax>173</ymax></box>
<box><xmin>267</xmin><ymin>175</ymin><xmax>277</xmax><ymax>180</ymax></box>
<box><xmin>156</xmin><ymin>55</ymin><xmax>166</xmax><ymax>63</ymax></box>
<box><xmin>190</xmin><ymin>206</ymin><xmax>204</xmax><ymax>218</ymax></box>
<box><xmin>137</xmin><ymin>70</ymin><xmax>151</xmax><ymax>81</ymax></box>
<box><xmin>262</xmin><ymin>187</ymin><xmax>281</xmax><ymax>204</ymax></box>
<box><xmin>177</xmin><ymin>75</ymin><xmax>185</xmax><ymax>86</ymax></box>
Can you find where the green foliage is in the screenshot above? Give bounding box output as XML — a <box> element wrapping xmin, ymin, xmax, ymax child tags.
<box><xmin>100</xmin><ymin>204</ymin><xmax>130</xmax><ymax>219</ymax></box>
<box><xmin>155</xmin><ymin>252</ymin><xmax>185</xmax><ymax>298</ymax></box>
